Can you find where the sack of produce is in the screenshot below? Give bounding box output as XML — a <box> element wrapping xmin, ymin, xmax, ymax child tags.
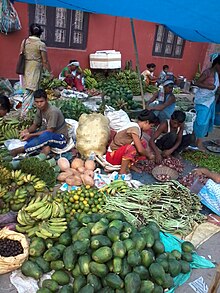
<box><xmin>184</xmin><ymin>109</ymin><xmax>196</xmax><ymax>134</ymax></box>
<box><xmin>0</xmin><ymin>227</ymin><xmax>29</xmax><ymax>274</ymax></box>
<box><xmin>104</xmin><ymin>106</ymin><xmax>131</xmax><ymax>131</ymax></box>
<box><xmin>76</xmin><ymin>113</ymin><xmax>110</xmax><ymax>158</ymax></box>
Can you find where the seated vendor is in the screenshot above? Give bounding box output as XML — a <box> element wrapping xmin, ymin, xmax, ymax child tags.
<box><xmin>59</xmin><ymin>60</ymin><xmax>84</xmax><ymax>91</ymax></box>
<box><xmin>141</xmin><ymin>63</ymin><xmax>157</xmax><ymax>86</ymax></box>
<box><xmin>11</xmin><ymin>89</ymin><xmax>68</xmax><ymax>157</ymax></box>
<box><xmin>146</xmin><ymin>80</ymin><xmax>176</xmax><ymax>122</ymax></box>
<box><xmin>0</xmin><ymin>95</ymin><xmax>11</xmax><ymax>117</ymax></box>
<box><xmin>149</xmin><ymin>110</ymin><xmax>194</xmax><ymax>164</ymax></box>
<box><xmin>106</xmin><ymin>110</ymin><xmax>158</xmax><ymax>176</ymax></box>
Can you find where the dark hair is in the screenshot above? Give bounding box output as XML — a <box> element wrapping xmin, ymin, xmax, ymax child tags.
<box><xmin>163</xmin><ymin>65</ymin><xmax>169</xmax><ymax>70</ymax></box>
<box><xmin>33</xmin><ymin>89</ymin><xmax>47</xmax><ymax>100</ymax></box>
<box><xmin>147</xmin><ymin>63</ymin><xmax>156</xmax><ymax>69</ymax></box>
<box><xmin>30</xmin><ymin>23</ymin><xmax>43</xmax><ymax>37</ymax></box>
<box><xmin>171</xmin><ymin>110</ymin><xmax>186</xmax><ymax>123</ymax></box>
<box><xmin>0</xmin><ymin>95</ymin><xmax>11</xmax><ymax>113</ymax></box>
<box><xmin>212</xmin><ymin>55</ymin><xmax>220</xmax><ymax>67</ymax></box>
<box><xmin>69</xmin><ymin>59</ymin><xmax>78</xmax><ymax>64</ymax></box>
<box><xmin>138</xmin><ymin>109</ymin><xmax>159</xmax><ymax>124</ymax></box>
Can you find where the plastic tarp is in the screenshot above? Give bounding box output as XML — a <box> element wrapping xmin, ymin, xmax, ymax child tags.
<box><xmin>16</xmin><ymin>0</ymin><xmax>220</xmax><ymax>43</ymax></box>
<box><xmin>160</xmin><ymin>232</ymin><xmax>215</xmax><ymax>292</ymax></box>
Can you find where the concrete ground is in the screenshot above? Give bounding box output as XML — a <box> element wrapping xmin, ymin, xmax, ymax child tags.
<box><xmin>0</xmin><ymin>93</ymin><xmax>220</xmax><ymax>292</ymax></box>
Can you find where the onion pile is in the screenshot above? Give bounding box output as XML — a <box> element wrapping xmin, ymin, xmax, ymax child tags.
<box><xmin>179</xmin><ymin>173</ymin><xmax>208</xmax><ymax>189</ymax></box>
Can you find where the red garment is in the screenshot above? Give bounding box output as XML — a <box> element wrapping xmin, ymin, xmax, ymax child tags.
<box><xmin>106</xmin><ymin>140</ymin><xmax>147</xmax><ymax>165</ymax></box>
<box><xmin>74</xmin><ymin>76</ymin><xmax>85</xmax><ymax>92</ymax></box>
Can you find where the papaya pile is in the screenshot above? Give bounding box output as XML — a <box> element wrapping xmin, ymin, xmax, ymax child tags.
<box><xmin>21</xmin><ymin>211</ymin><xmax>195</xmax><ymax>292</ymax></box>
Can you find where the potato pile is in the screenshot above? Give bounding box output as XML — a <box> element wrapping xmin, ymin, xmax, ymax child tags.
<box><xmin>57</xmin><ymin>158</ymin><xmax>96</xmax><ymax>187</ymax></box>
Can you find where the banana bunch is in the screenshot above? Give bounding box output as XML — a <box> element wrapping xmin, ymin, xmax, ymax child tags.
<box><xmin>17</xmin><ymin>208</ymin><xmax>36</xmax><ymax>226</ymax></box>
<box><xmin>85</xmin><ymin>76</ymin><xmax>98</xmax><ymax>89</ymax></box>
<box><xmin>2</xmin><ymin>191</ymin><xmax>14</xmax><ymax>203</ymax></box>
<box><xmin>100</xmin><ymin>180</ymin><xmax>129</xmax><ymax>196</ymax></box>
<box><xmin>3</xmin><ymin>127</ymin><xmax>20</xmax><ymax>140</ymax></box>
<box><xmin>11</xmin><ymin>170</ymin><xmax>47</xmax><ymax>190</ymax></box>
<box><xmin>10</xmin><ymin>187</ymin><xmax>28</xmax><ymax>205</ymax></box>
<box><xmin>36</xmin><ymin>218</ymin><xmax>67</xmax><ymax>239</ymax></box>
<box><xmin>0</xmin><ymin>184</ymin><xmax>8</xmax><ymax>198</ymax></box>
<box><xmin>33</xmin><ymin>180</ymin><xmax>47</xmax><ymax>192</ymax></box>
<box><xmin>83</xmin><ymin>68</ymin><xmax>92</xmax><ymax>77</ymax></box>
<box><xmin>0</xmin><ymin>165</ymin><xmax>11</xmax><ymax>184</ymax></box>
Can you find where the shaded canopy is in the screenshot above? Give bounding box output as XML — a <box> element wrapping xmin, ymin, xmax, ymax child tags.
<box><xmin>16</xmin><ymin>0</ymin><xmax>220</xmax><ymax>43</ymax></box>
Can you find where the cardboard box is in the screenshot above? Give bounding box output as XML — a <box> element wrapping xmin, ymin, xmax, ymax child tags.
<box><xmin>90</xmin><ymin>50</ymin><xmax>121</xmax><ymax>69</ymax></box>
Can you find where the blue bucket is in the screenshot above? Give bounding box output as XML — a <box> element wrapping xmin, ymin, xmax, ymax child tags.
<box><xmin>214</xmin><ymin>103</ymin><xmax>220</xmax><ymax>126</ymax></box>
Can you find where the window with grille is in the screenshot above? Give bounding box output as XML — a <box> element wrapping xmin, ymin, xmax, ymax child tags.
<box><xmin>153</xmin><ymin>25</ymin><xmax>185</xmax><ymax>58</ymax></box>
<box><xmin>29</xmin><ymin>4</ymin><xmax>89</xmax><ymax>49</ymax></box>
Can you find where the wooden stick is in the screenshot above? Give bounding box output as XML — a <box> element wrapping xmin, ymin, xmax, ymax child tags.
<box><xmin>208</xmin><ymin>263</ymin><xmax>220</xmax><ymax>293</ymax></box>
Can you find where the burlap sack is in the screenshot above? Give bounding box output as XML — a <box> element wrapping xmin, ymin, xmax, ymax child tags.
<box><xmin>76</xmin><ymin>113</ymin><xmax>110</xmax><ymax>158</ymax></box>
<box><xmin>0</xmin><ymin>228</ymin><xmax>29</xmax><ymax>274</ymax></box>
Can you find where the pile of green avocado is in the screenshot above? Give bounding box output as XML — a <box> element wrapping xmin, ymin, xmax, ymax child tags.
<box><xmin>21</xmin><ymin>211</ymin><xmax>194</xmax><ymax>293</ymax></box>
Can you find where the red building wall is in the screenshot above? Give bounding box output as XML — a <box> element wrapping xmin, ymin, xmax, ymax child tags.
<box><xmin>0</xmin><ymin>3</ymin><xmax>209</xmax><ymax>81</ymax></box>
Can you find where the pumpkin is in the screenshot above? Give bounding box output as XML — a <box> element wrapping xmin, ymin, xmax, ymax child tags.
<box><xmin>71</xmin><ymin>158</ymin><xmax>84</xmax><ymax>169</ymax></box>
<box><xmin>85</xmin><ymin>160</ymin><xmax>96</xmax><ymax>171</ymax></box>
<box><xmin>57</xmin><ymin>157</ymin><xmax>70</xmax><ymax>171</ymax></box>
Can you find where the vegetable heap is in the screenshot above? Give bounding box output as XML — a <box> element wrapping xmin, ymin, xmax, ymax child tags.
<box><xmin>103</xmin><ymin>181</ymin><xmax>205</xmax><ymax>236</ymax></box>
<box><xmin>21</xmin><ymin>211</ymin><xmax>195</xmax><ymax>293</ymax></box>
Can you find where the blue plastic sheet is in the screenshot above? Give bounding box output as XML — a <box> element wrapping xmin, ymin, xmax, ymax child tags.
<box><xmin>160</xmin><ymin>232</ymin><xmax>215</xmax><ymax>292</ymax></box>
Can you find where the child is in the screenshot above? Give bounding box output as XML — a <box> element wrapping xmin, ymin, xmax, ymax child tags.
<box><xmin>149</xmin><ymin>110</ymin><xmax>194</xmax><ymax>164</ymax></box>
<box><xmin>106</xmin><ymin>110</ymin><xmax>158</xmax><ymax>175</ymax></box>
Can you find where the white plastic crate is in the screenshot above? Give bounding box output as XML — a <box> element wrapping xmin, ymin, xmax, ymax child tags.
<box><xmin>90</xmin><ymin>50</ymin><xmax>121</xmax><ymax>69</ymax></box>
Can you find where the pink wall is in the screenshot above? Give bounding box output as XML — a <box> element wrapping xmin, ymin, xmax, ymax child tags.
<box><xmin>0</xmin><ymin>3</ymin><xmax>209</xmax><ymax>81</ymax></box>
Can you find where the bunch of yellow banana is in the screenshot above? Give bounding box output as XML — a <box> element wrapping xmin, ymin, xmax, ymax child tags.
<box><xmin>16</xmin><ymin>223</ymin><xmax>40</xmax><ymax>237</ymax></box>
<box><xmin>10</xmin><ymin>187</ymin><xmax>28</xmax><ymax>205</ymax></box>
<box><xmin>36</xmin><ymin>218</ymin><xmax>67</xmax><ymax>239</ymax></box>
<box><xmin>3</xmin><ymin>127</ymin><xmax>19</xmax><ymax>140</ymax></box>
<box><xmin>0</xmin><ymin>165</ymin><xmax>11</xmax><ymax>184</ymax></box>
<box><xmin>0</xmin><ymin>184</ymin><xmax>8</xmax><ymax>198</ymax></box>
<box><xmin>100</xmin><ymin>180</ymin><xmax>129</xmax><ymax>196</ymax></box>
<box><xmin>17</xmin><ymin>208</ymin><xmax>36</xmax><ymax>226</ymax></box>
<box><xmin>33</xmin><ymin>180</ymin><xmax>47</xmax><ymax>192</ymax></box>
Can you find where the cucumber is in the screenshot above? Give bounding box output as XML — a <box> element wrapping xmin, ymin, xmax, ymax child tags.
<box><xmin>109</xmin><ymin>220</ymin><xmax>123</xmax><ymax>231</ymax></box>
<box><xmin>106</xmin><ymin>211</ymin><xmax>125</xmax><ymax>221</ymax></box>
<box><xmin>140</xmin><ymin>280</ymin><xmax>154</xmax><ymax>293</ymax></box>
<box><xmin>73</xmin><ymin>275</ymin><xmax>87</xmax><ymax>292</ymax></box>
<box><xmin>127</xmin><ymin>249</ymin><xmax>141</xmax><ymax>267</ymax></box>
<box><xmin>34</xmin><ymin>256</ymin><xmax>50</xmax><ymax>273</ymax></box>
<box><xmin>50</xmin><ymin>260</ymin><xmax>65</xmax><ymax>270</ymax></box>
<box><xmin>21</xmin><ymin>260</ymin><xmax>43</xmax><ymax>280</ymax></box>
<box><xmin>89</xmin><ymin>261</ymin><xmax>109</xmax><ymax>278</ymax></box>
<box><xmin>141</xmin><ymin>250</ymin><xmax>154</xmax><ymax>268</ymax></box>
<box><xmin>58</xmin><ymin>285</ymin><xmax>73</xmax><ymax>293</ymax></box>
<box><xmin>78</xmin><ymin>284</ymin><xmax>95</xmax><ymax>293</ymax></box>
<box><xmin>112</xmin><ymin>241</ymin><xmax>126</xmax><ymax>258</ymax></box>
<box><xmin>105</xmin><ymin>273</ymin><xmax>124</xmax><ymax>289</ymax></box>
<box><xmin>124</xmin><ymin>272</ymin><xmax>141</xmax><ymax>293</ymax></box>
<box><xmin>42</xmin><ymin>279</ymin><xmax>59</xmax><ymax>292</ymax></box>
<box><xmin>29</xmin><ymin>238</ymin><xmax>46</xmax><ymax>257</ymax></box>
<box><xmin>51</xmin><ymin>270</ymin><xmax>70</xmax><ymax>285</ymax></box>
<box><xmin>107</xmin><ymin>227</ymin><xmax>120</xmax><ymax>242</ymax></box>
<box><xmin>87</xmin><ymin>273</ymin><xmax>102</xmax><ymax>291</ymax></box>
<box><xmin>63</xmin><ymin>245</ymin><xmax>77</xmax><ymax>271</ymax></box>
<box><xmin>58</xmin><ymin>231</ymin><xmax>72</xmax><ymax>246</ymax></box>
<box><xmin>92</xmin><ymin>246</ymin><xmax>113</xmax><ymax>263</ymax></box>
<box><xmin>43</xmin><ymin>247</ymin><xmax>61</xmax><ymax>262</ymax></box>
<box><xmin>91</xmin><ymin>235</ymin><xmax>112</xmax><ymax>249</ymax></box>
<box><xmin>133</xmin><ymin>265</ymin><xmax>149</xmax><ymax>280</ymax></box>
<box><xmin>78</xmin><ymin>254</ymin><xmax>91</xmax><ymax>275</ymax></box>
<box><xmin>91</xmin><ymin>219</ymin><xmax>109</xmax><ymax>235</ymax></box>
<box><xmin>113</xmin><ymin>257</ymin><xmax>122</xmax><ymax>274</ymax></box>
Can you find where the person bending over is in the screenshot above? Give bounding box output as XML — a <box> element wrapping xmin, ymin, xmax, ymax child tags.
<box><xmin>11</xmin><ymin>89</ymin><xmax>68</xmax><ymax>157</ymax></box>
<box><xmin>149</xmin><ymin>110</ymin><xmax>193</xmax><ymax>164</ymax></box>
<box><xmin>106</xmin><ymin>110</ymin><xmax>158</xmax><ymax>175</ymax></box>
<box><xmin>0</xmin><ymin>95</ymin><xmax>11</xmax><ymax>117</ymax></box>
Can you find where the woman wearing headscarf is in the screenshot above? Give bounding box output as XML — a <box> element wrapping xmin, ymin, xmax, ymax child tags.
<box><xmin>59</xmin><ymin>60</ymin><xmax>84</xmax><ymax>91</ymax></box>
<box><xmin>193</xmin><ymin>53</ymin><xmax>220</xmax><ymax>151</ymax></box>
<box><xmin>19</xmin><ymin>23</ymin><xmax>51</xmax><ymax>117</ymax></box>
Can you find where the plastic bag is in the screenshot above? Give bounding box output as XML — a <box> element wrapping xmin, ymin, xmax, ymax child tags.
<box><xmin>4</xmin><ymin>139</ymin><xmax>27</xmax><ymax>151</ymax></box>
<box><xmin>184</xmin><ymin>109</ymin><xmax>196</xmax><ymax>134</ymax></box>
<box><xmin>0</xmin><ymin>78</ymin><xmax>13</xmax><ymax>95</ymax></box>
<box><xmin>104</xmin><ymin>106</ymin><xmax>131</xmax><ymax>131</ymax></box>
<box><xmin>0</xmin><ymin>228</ymin><xmax>29</xmax><ymax>274</ymax></box>
<box><xmin>0</xmin><ymin>0</ymin><xmax>21</xmax><ymax>34</ymax></box>
<box><xmin>76</xmin><ymin>113</ymin><xmax>110</xmax><ymax>158</ymax></box>
<box><xmin>65</xmin><ymin>118</ymin><xmax>78</xmax><ymax>140</ymax></box>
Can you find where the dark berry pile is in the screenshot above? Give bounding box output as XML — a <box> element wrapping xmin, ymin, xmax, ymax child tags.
<box><xmin>0</xmin><ymin>238</ymin><xmax>23</xmax><ymax>257</ymax></box>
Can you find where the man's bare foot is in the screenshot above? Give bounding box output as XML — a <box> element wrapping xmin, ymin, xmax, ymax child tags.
<box><xmin>196</xmin><ymin>143</ymin><xmax>207</xmax><ymax>152</ymax></box>
<box><xmin>10</xmin><ymin>147</ymin><xmax>25</xmax><ymax>157</ymax></box>
<box><xmin>41</xmin><ymin>146</ymin><xmax>51</xmax><ymax>156</ymax></box>
<box><xmin>130</xmin><ymin>165</ymin><xmax>142</xmax><ymax>173</ymax></box>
